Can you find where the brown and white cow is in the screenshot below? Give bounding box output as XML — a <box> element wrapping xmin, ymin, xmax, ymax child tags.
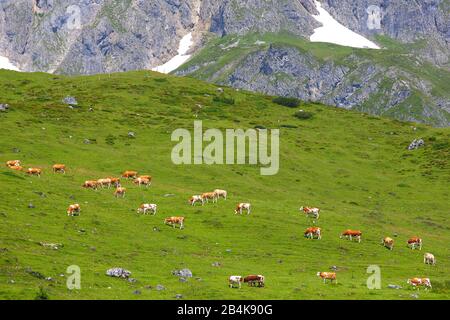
<box><xmin>26</xmin><ymin>168</ymin><xmax>41</xmax><ymax>177</ymax></box>
<box><xmin>340</xmin><ymin>229</ymin><xmax>362</xmax><ymax>243</ymax></box>
<box><xmin>235</xmin><ymin>203</ymin><xmax>251</xmax><ymax>215</ymax></box>
<box><xmin>52</xmin><ymin>164</ymin><xmax>66</xmax><ymax>173</ymax></box>
<box><xmin>304</xmin><ymin>227</ymin><xmax>322</xmax><ymax>240</ymax></box>
<box><xmin>109</xmin><ymin>177</ymin><xmax>121</xmax><ymax>187</ymax></box>
<box><xmin>114</xmin><ymin>187</ymin><xmax>126</xmax><ymax>198</ymax></box>
<box><xmin>214</xmin><ymin>189</ymin><xmax>227</xmax><ymax>200</ymax></box>
<box><xmin>189</xmin><ymin>195</ymin><xmax>204</xmax><ymax>206</ymax></box>
<box><xmin>134</xmin><ymin>177</ymin><xmax>151</xmax><ymax>187</ymax></box>
<box><xmin>82</xmin><ymin>180</ymin><xmax>98</xmax><ymax>190</ymax></box>
<box><xmin>138</xmin><ymin>175</ymin><xmax>152</xmax><ymax>184</ymax></box>
<box><xmin>97</xmin><ymin>178</ymin><xmax>112</xmax><ymax>188</ymax></box>
<box><xmin>423</xmin><ymin>253</ymin><xmax>436</xmax><ymax>265</ymax></box>
<box><xmin>164</xmin><ymin>216</ymin><xmax>185</xmax><ymax>229</ymax></box>
<box><xmin>407</xmin><ymin>278</ymin><xmax>432</xmax><ymax>290</ymax></box>
<box><xmin>137</xmin><ymin>203</ymin><xmax>157</xmax><ymax>215</ymax></box>
<box><xmin>67</xmin><ymin>203</ymin><xmax>81</xmax><ymax>216</ymax></box>
<box><xmin>122</xmin><ymin>170</ymin><xmax>138</xmax><ymax>179</ymax></box>
<box><xmin>317</xmin><ymin>272</ymin><xmax>337</xmax><ymax>284</ymax></box>
<box><xmin>407</xmin><ymin>237</ymin><xmax>422</xmax><ymax>250</ymax></box>
<box><xmin>243</xmin><ymin>275</ymin><xmax>265</xmax><ymax>287</ymax></box>
<box><xmin>6</xmin><ymin>160</ymin><xmax>20</xmax><ymax>167</ymax></box>
<box><xmin>300</xmin><ymin>206</ymin><xmax>320</xmax><ymax>221</ymax></box>
<box><xmin>228</xmin><ymin>275</ymin><xmax>243</xmax><ymax>288</ymax></box>
<box><xmin>382</xmin><ymin>237</ymin><xmax>394</xmax><ymax>250</ymax></box>
<box><xmin>201</xmin><ymin>192</ymin><xmax>218</xmax><ymax>203</ymax></box>
<box><xmin>9</xmin><ymin>165</ymin><xmax>23</xmax><ymax>171</ymax></box>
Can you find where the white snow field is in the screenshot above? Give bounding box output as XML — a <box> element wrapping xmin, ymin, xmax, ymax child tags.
<box><xmin>310</xmin><ymin>0</ymin><xmax>380</xmax><ymax>49</ymax></box>
<box><xmin>0</xmin><ymin>55</ymin><xmax>20</xmax><ymax>71</ymax></box>
<box><xmin>152</xmin><ymin>32</ymin><xmax>193</xmax><ymax>74</ymax></box>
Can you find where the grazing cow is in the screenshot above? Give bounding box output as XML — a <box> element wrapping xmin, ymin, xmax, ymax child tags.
<box><xmin>109</xmin><ymin>177</ymin><xmax>121</xmax><ymax>187</ymax></box>
<box><xmin>243</xmin><ymin>275</ymin><xmax>265</xmax><ymax>287</ymax></box>
<box><xmin>164</xmin><ymin>216</ymin><xmax>185</xmax><ymax>229</ymax></box>
<box><xmin>228</xmin><ymin>276</ymin><xmax>243</xmax><ymax>288</ymax></box>
<box><xmin>82</xmin><ymin>180</ymin><xmax>98</xmax><ymax>190</ymax></box>
<box><xmin>235</xmin><ymin>203</ymin><xmax>251</xmax><ymax>215</ymax></box>
<box><xmin>134</xmin><ymin>177</ymin><xmax>150</xmax><ymax>187</ymax></box>
<box><xmin>407</xmin><ymin>237</ymin><xmax>422</xmax><ymax>250</ymax></box>
<box><xmin>52</xmin><ymin>164</ymin><xmax>66</xmax><ymax>173</ymax></box>
<box><xmin>189</xmin><ymin>195</ymin><xmax>204</xmax><ymax>206</ymax></box>
<box><xmin>67</xmin><ymin>204</ymin><xmax>80</xmax><ymax>216</ymax></box>
<box><xmin>122</xmin><ymin>170</ymin><xmax>138</xmax><ymax>179</ymax></box>
<box><xmin>214</xmin><ymin>189</ymin><xmax>227</xmax><ymax>200</ymax></box>
<box><xmin>26</xmin><ymin>168</ymin><xmax>41</xmax><ymax>177</ymax></box>
<box><xmin>201</xmin><ymin>192</ymin><xmax>218</xmax><ymax>203</ymax></box>
<box><xmin>300</xmin><ymin>206</ymin><xmax>320</xmax><ymax>221</ymax></box>
<box><xmin>407</xmin><ymin>278</ymin><xmax>432</xmax><ymax>290</ymax></box>
<box><xmin>317</xmin><ymin>272</ymin><xmax>337</xmax><ymax>284</ymax></box>
<box><xmin>382</xmin><ymin>237</ymin><xmax>394</xmax><ymax>250</ymax></box>
<box><xmin>6</xmin><ymin>160</ymin><xmax>20</xmax><ymax>167</ymax></box>
<box><xmin>137</xmin><ymin>203</ymin><xmax>157</xmax><ymax>215</ymax></box>
<box><xmin>97</xmin><ymin>178</ymin><xmax>112</xmax><ymax>188</ymax></box>
<box><xmin>9</xmin><ymin>165</ymin><xmax>23</xmax><ymax>171</ymax></box>
<box><xmin>423</xmin><ymin>253</ymin><xmax>436</xmax><ymax>265</ymax></box>
<box><xmin>138</xmin><ymin>175</ymin><xmax>152</xmax><ymax>184</ymax></box>
<box><xmin>340</xmin><ymin>229</ymin><xmax>362</xmax><ymax>243</ymax></box>
<box><xmin>304</xmin><ymin>227</ymin><xmax>322</xmax><ymax>240</ymax></box>
<box><xmin>114</xmin><ymin>187</ymin><xmax>126</xmax><ymax>198</ymax></box>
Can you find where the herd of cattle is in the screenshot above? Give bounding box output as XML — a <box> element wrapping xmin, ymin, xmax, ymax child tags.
<box><xmin>5</xmin><ymin>159</ymin><xmax>437</xmax><ymax>291</ymax></box>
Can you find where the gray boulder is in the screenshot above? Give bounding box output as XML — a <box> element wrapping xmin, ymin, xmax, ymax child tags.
<box><xmin>0</xmin><ymin>104</ymin><xmax>10</xmax><ymax>111</ymax></box>
<box><xmin>408</xmin><ymin>139</ymin><xmax>425</xmax><ymax>150</ymax></box>
<box><xmin>62</xmin><ymin>96</ymin><xmax>78</xmax><ymax>105</ymax></box>
<box><xmin>172</xmin><ymin>268</ymin><xmax>193</xmax><ymax>278</ymax></box>
<box><xmin>106</xmin><ymin>268</ymin><xmax>131</xmax><ymax>279</ymax></box>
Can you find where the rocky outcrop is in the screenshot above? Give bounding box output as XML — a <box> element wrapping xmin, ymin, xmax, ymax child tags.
<box><xmin>321</xmin><ymin>0</ymin><xmax>450</xmax><ymax>67</ymax></box>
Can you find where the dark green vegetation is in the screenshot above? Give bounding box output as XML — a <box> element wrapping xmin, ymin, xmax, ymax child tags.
<box><xmin>0</xmin><ymin>70</ymin><xmax>449</xmax><ymax>300</ymax></box>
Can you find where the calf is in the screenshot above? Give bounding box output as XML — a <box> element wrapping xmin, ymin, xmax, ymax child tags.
<box><xmin>189</xmin><ymin>195</ymin><xmax>204</xmax><ymax>206</ymax></box>
<box><xmin>243</xmin><ymin>275</ymin><xmax>265</xmax><ymax>287</ymax></box>
<box><xmin>423</xmin><ymin>253</ymin><xmax>436</xmax><ymax>265</ymax></box>
<box><xmin>134</xmin><ymin>177</ymin><xmax>151</xmax><ymax>187</ymax></box>
<box><xmin>164</xmin><ymin>216</ymin><xmax>185</xmax><ymax>229</ymax></box>
<box><xmin>300</xmin><ymin>206</ymin><xmax>320</xmax><ymax>221</ymax></box>
<box><xmin>235</xmin><ymin>203</ymin><xmax>251</xmax><ymax>215</ymax></box>
<box><xmin>97</xmin><ymin>178</ymin><xmax>112</xmax><ymax>188</ymax></box>
<box><xmin>340</xmin><ymin>229</ymin><xmax>362</xmax><ymax>243</ymax></box>
<box><xmin>82</xmin><ymin>180</ymin><xmax>98</xmax><ymax>190</ymax></box>
<box><xmin>304</xmin><ymin>227</ymin><xmax>322</xmax><ymax>240</ymax></box>
<box><xmin>6</xmin><ymin>160</ymin><xmax>20</xmax><ymax>167</ymax></box>
<box><xmin>228</xmin><ymin>276</ymin><xmax>243</xmax><ymax>289</ymax></box>
<box><xmin>138</xmin><ymin>175</ymin><xmax>152</xmax><ymax>184</ymax></box>
<box><xmin>114</xmin><ymin>187</ymin><xmax>126</xmax><ymax>198</ymax></box>
<box><xmin>122</xmin><ymin>170</ymin><xmax>138</xmax><ymax>179</ymax></box>
<box><xmin>201</xmin><ymin>192</ymin><xmax>218</xmax><ymax>203</ymax></box>
<box><xmin>382</xmin><ymin>237</ymin><xmax>394</xmax><ymax>250</ymax></box>
<box><xmin>407</xmin><ymin>237</ymin><xmax>422</xmax><ymax>250</ymax></box>
<box><xmin>137</xmin><ymin>203</ymin><xmax>157</xmax><ymax>215</ymax></box>
<box><xmin>407</xmin><ymin>278</ymin><xmax>432</xmax><ymax>290</ymax></box>
<box><xmin>67</xmin><ymin>204</ymin><xmax>81</xmax><ymax>216</ymax></box>
<box><xmin>214</xmin><ymin>189</ymin><xmax>227</xmax><ymax>200</ymax></box>
<box><xmin>9</xmin><ymin>165</ymin><xmax>23</xmax><ymax>171</ymax></box>
<box><xmin>52</xmin><ymin>164</ymin><xmax>66</xmax><ymax>173</ymax></box>
<box><xmin>26</xmin><ymin>168</ymin><xmax>41</xmax><ymax>177</ymax></box>
<box><xmin>317</xmin><ymin>272</ymin><xmax>337</xmax><ymax>284</ymax></box>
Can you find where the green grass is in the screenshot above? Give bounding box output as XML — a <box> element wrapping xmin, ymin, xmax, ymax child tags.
<box><xmin>0</xmin><ymin>70</ymin><xmax>449</xmax><ymax>300</ymax></box>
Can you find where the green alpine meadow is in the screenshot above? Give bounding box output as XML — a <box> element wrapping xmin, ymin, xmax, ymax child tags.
<box><xmin>0</xmin><ymin>69</ymin><xmax>448</xmax><ymax>300</ymax></box>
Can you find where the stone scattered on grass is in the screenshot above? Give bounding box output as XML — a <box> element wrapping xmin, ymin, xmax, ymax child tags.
<box><xmin>40</xmin><ymin>242</ymin><xmax>63</xmax><ymax>250</ymax></box>
<box><xmin>388</xmin><ymin>284</ymin><xmax>402</xmax><ymax>289</ymax></box>
<box><xmin>172</xmin><ymin>269</ymin><xmax>193</xmax><ymax>278</ymax></box>
<box><xmin>106</xmin><ymin>268</ymin><xmax>131</xmax><ymax>279</ymax></box>
<box><xmin>62</xmin><ymin>96</ymin><xmax>78</xmax><ymax>106</ymax></box>
<box><xmin>156</xmin><ymin>284</ymin><xmax>165</xmax><ymax>291</ymax></box>
<box><xmin>408</xmin><ymin>138</ymin><xmax>424</xmax><ymax>150</ymax></box>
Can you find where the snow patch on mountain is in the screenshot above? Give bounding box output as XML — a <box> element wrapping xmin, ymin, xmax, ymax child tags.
<box><xmin>152</xmin><ymin>33</ymin><xmax>193</xmax><ymax>74</ymax></box>
<box><xmin>310</xmin><ymin>1</ymin><xmax>380</xmax><ymax>49</ymax></box>
<box><xmin>0</xmin><ymin>56</ymin><xmax>21</xmax><ymax>71</ymax></box>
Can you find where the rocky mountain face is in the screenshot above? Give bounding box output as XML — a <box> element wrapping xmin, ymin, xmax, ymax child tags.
<box><xmin>0</xmin><ymin>0</ymin><xmax>449</xmax><ymax>125</ymax></box>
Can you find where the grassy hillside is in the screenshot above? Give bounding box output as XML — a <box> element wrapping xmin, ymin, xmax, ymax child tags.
<box><xmin>0</xmin><ymin>69</ymin><xmax>449</xmax><ymax>300</ymax></box>
<box><xmin>175</xmin><ymin>32</ymin><xmax>450</xmax><ymax>126</ymax></box>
